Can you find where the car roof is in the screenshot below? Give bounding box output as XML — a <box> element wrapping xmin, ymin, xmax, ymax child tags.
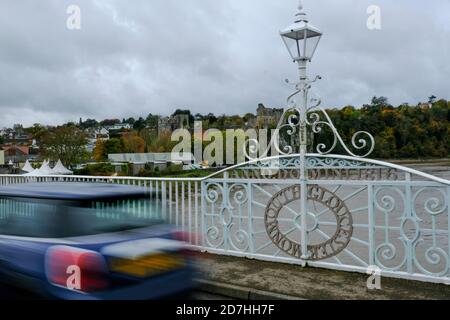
<box><xmin>0</xmin><ymin>182</ymin><xmax>149</xmax><ymax>201</ymax></box>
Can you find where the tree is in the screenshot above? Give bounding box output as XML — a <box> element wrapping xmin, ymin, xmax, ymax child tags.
<box><xmin>172</xmin><ymin>109</ymin><xmax>194</xmax><ymax>125</ymax></box>
<box><xmin>105</xmin><ymin>138</ymin><xmax>123</xmax><ymax>154</ymax></box>
<box><xmin>24</xmin><ymin>123</ymin><xmax>48</xmax><ymax>141</ymax></box>
<box><xmin>243</xmin><ymin>113</ymin><xmax>256</xmax><ymax>123</ymax></box>
<box><xmin>133</xmin><ymin>117</ymin><xmax>146</xmax><ymax>131</ymax></box>
<box><xmin>371</xmin><ymin>96</ymin><xmax>389</xmax><ymax>107</ymax></box>
<box><xmin>100</xmin><ymin>119</ymin><xmax>120</xmax><ymax>126</ymax></box>
<box><xmin>147</xmin><ymin>132</ymin><xmax>176</xmax><ymax>153</ymax></box>
<box><xmin>125</xmin><ymin>117</ymin><xmax>136</xmax><ymax>125</ymax></box>
<box><xmin>121</xmin><ymin>132</ymin><xmax>145</xmax><ymax>153</ymax></box>
<box><xmin>40</xmin><ymin>125</ymin><xmax>88</xmax><ymax>167</ymax></box>
<box><xmin>79</xmin><ymin>118</ymin><xmax>98</xmax><ymax>129</ymax></box>
<box><xmin>428</xmin><ymin>95</ymin><xmax>437</xmax><ymax>104</ymax></box>
<box><xmin>145</xmin><ymin>114</ymin><xmax>160</xmax><ymax>128</ymax></box>
<box><xmin>93</xmin><ymin>140</ymin><xmax>106</xmax><ymax>162</ymax></box>
<box><xmin>93</xmin><ymin>138</ymin><xmax>123</xmax><ymax>161</ymax></box>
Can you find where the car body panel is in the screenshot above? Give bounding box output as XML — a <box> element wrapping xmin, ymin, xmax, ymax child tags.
<box><xmin>0</xmin><ymin>183</ymin><xmax>198</xmax><ymax>300</ymax></box>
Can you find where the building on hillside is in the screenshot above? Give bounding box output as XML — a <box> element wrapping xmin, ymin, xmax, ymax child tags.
<box><xmin>85</xmin><ymin>127</ymin><xmax>111</xmax><ymax>153</ymax></box>
<box><xmin>418</xmin><ymin>103</ymin><xmax>432</xmax><ymax>110</ymax></box>
<box><xmin>95</xmin><ymin>128</ymin><xmax>110</xmax><ymax>140</ymax></box>
<box><xmin>108</xmin><ymin>152</ymin><xmax>196</xmax><ymax>175</ymax></box>
<box><xmin>2</xmin><ymin>131</ymin><xmax>32</xmax><ymax>145</ymax></box>
<box><xmin>256</xmin><ymin>103</ymin><xmax>284</xmax><ymax>129</ymax></box>
<box><xmin>105</xmin><ymin>123</ymin><xmax>132</xmax><ymax>131</ymax></box>
<box><xmin>158</xmin><ymin>114</ymin><xmax>190</xmax><ymax>136</ymax></box>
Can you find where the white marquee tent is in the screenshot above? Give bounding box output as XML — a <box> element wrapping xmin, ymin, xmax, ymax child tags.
<box><xmin>38</xmin><ymin>160</ymin><xmax>53</xmax><ymax>175</ymax></box>
<box><xmin>23</xmin><ymin>168</ymin><xmax>42</xmax><ymax>176</ymax></box>
<box><xmin>52</xmin><ymin>160</ymin><xmax>73</xmax><ymax>175</ymax></box>
<box><xmin>22</xmin><ymin>159</ymin><xmax>73</xmax><ymax>176</ymax></box>
<box><xmin>21</xmin><ymin>160</ymin><xmax>34</xmax><ymax>173</ymax></box>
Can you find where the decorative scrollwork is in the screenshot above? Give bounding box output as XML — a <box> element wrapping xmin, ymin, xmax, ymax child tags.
<box><xmin>411</xmin><ymin>188</ymin><xmax>449</xmax><ymax>276</ymax></box>
<box><xmin>374</xmin><ymin>187</ymin><xmax>405</xmax><ymax>214</ymax></box>
<box><xmin>204</xmin><ymin>182</ymin><xmax>249</xmax><ymax>253</ymax></box>
<box><xmin>377</xmin><ymin>242</ymin><xmax>397</xmax><ymax>261</ymax></box>
<box><xmin>306</xmin><ymin>157</ymin><xmax>378</xmax><ymax>168</ymax></box>
<box><xmin>307</xmin><ymin>108</ymin><xmax>375</xmax><ymax>158</ymax></box>
<box><xmin>414</xmin><ymin>243</ymin><xmax>449</xmax><ymax>277</ymax></box>
<box><xmin>413</xmin><ymin>188</ymin><xmax>448</xmax><ymax>216</ymax></box>
<box><xmin>373</xmin><ymin>187</ymin><xmax>407</xmax><ymax>271</ymax></box>
<box><xmin>206</xmin><ymin>225</ymin><xmax>223</xmax><ymax>248</ymax></box>
<box><xmin>374</xmin><ymin>241</ymin><xmax>407</xmax><ymax>271</ymax></box>
<box><xmin>244</xmin><ymin>76</ymin><xmax>375</xmax><ymax>161</ymax></box>
<box><xmin>228</xmin><ymin>184</ymin><xmax>248</xmax><ymax>207</ymax></box>
<box><xmin>228</xmin><ymin>228</ymin><xmax>250</xmax><ymax>252</ymax></box>
<box><xmin>205</xmin><ymin>183</ymin><xmax>222</xmax><ymax>204</ymax></box>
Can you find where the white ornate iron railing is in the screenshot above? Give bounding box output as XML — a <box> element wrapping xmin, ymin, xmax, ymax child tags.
<box><xmin>0</xmin><ymin>154</ymin><xmax>449</xmax><ymax>285</ymax></box>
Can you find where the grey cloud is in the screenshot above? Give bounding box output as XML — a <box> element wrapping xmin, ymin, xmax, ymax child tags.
<box><xmin>0</xmin><ymin>0</ymin><xmax>448</xmax><ymax>127</ymax></box>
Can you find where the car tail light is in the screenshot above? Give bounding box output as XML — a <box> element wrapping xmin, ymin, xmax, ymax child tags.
<box><xmin>46</xmin><ymin>246</ymin><xmax>109</xmax><ymax>293</ymax></box>
<box><xmin>172</xmin><ymin>230</ymin><xmax>203</xmax><ymax>245</ymax></box>
<box><xmin>172</xmin><ymin>230</ymin><xmax>191</xmax><ymax>243</ymax></box>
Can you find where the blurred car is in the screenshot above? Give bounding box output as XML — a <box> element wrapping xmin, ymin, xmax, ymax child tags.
<box><xmin>0</xmin><ymin>182</ymin><xmax>198</xmax><ymax>300</ymax></box>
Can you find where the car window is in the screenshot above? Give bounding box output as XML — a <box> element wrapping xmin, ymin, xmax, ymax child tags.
<box><xmin>0</xmin><ymin>197</ymin><xmax>163</xmax><ymax>238</ymax></box>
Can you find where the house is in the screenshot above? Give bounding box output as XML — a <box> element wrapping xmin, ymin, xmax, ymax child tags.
<box><xmin>2</xmin><ymin>131</ymin><xmax>32</xmax><ymax>145</ymax></box>
<box><xmin>105</xmin><ymin>123</ymin><xmax>132</xmax><ymax>131</ymax></box>
<box><xmin>95</xmin><ymin>128</ymin><xmax>110</xmax><ymax>140</ymax></box>
<box><xmin>85</xmin><ymin>127</ymin><xmax>110</xmax><ymax>153</ymax></box>
<box><xmin>2</xmin><ymin>145</ymin><xmax>32</xmax><ymax>163</ymax></box>
<box><xmin>419</xmin><ymin>103</ymin><xmax>431</xmax><ymax>110</ymax></box>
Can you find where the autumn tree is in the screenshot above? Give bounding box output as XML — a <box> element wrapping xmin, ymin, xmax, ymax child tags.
<box><xmin>147</xmin><ymin>132</ymin><xmax>176</xmax><ymax>153</ymax></box>
<box><xmin>121</xmin><ymin>132</ymin><xmax>146</xmax><ymax>153</ymax></box>
<box><xmin>93</xmin><ymin>140</ymin><xmax>106</xmax><ymax>162</ymax></box>
<box><xmin>40</xmin><ymin>125</ymin><xmax>88</xmax><ymax>167</ymax></box>
<box><xmin>93</xmin><ymin>138</ymin><xmax>124</xmax><ymax>161</ymax></box>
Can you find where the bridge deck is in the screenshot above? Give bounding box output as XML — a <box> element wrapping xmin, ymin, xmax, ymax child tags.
<box><xmin>199</xmin><ymin>253</ymin><xmax>450</xmax><ymax>300</ymax></box>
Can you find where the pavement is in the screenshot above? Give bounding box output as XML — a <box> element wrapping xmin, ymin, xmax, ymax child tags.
<box><xmin>196</xmin><ymin>254</ymin><xmax>450</xmax><ymax>300</ymax></box>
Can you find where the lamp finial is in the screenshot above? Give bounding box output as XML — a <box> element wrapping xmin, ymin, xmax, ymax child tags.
<box><xmin>295</xmin><ymin>0</ymin><xmax>308</xmax><ymax>22</ymax></box>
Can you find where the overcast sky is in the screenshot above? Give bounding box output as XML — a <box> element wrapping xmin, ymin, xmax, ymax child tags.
<box><xmin>0</xmin><ymin>0</ymin><xmax>449</xmax><ymax>127</ymax></box>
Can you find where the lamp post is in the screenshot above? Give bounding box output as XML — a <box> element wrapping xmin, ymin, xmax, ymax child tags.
<box><xmin>280</xmin><ymin>0</ymin><xmax>322</xmax><ymax>260</ymax></box>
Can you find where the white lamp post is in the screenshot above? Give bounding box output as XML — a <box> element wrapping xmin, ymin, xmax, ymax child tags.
<box><xmin>243</xmin><ymin>0</ymin><xmax>374</xmax><ymax>262</ymax></box>
<box><xmin>279</xmin><ymin>0</ymin><xmax>322</xmax><ymax>260</ymax></box>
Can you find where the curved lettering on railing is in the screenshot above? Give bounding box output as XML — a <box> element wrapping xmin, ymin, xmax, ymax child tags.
<box><xmin>0</xmin><ymin>154</ymin><xmax>448</xmax><ymax>185</ymax></box>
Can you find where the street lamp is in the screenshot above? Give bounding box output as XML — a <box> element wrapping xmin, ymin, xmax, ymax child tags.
<box><xmin>280</xmin><ymin>1</ymin><xmax>322</xmax><ymax>80</ymax></box>
<box><xmin>279</xmin><ymin>0</ymin><xmax>322</xmax><ymax>261</ymax></box>
<box><xmin>275</xmin><ymin>2</ymin><xmax>374</xmax><ymax>262</ymax></box>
